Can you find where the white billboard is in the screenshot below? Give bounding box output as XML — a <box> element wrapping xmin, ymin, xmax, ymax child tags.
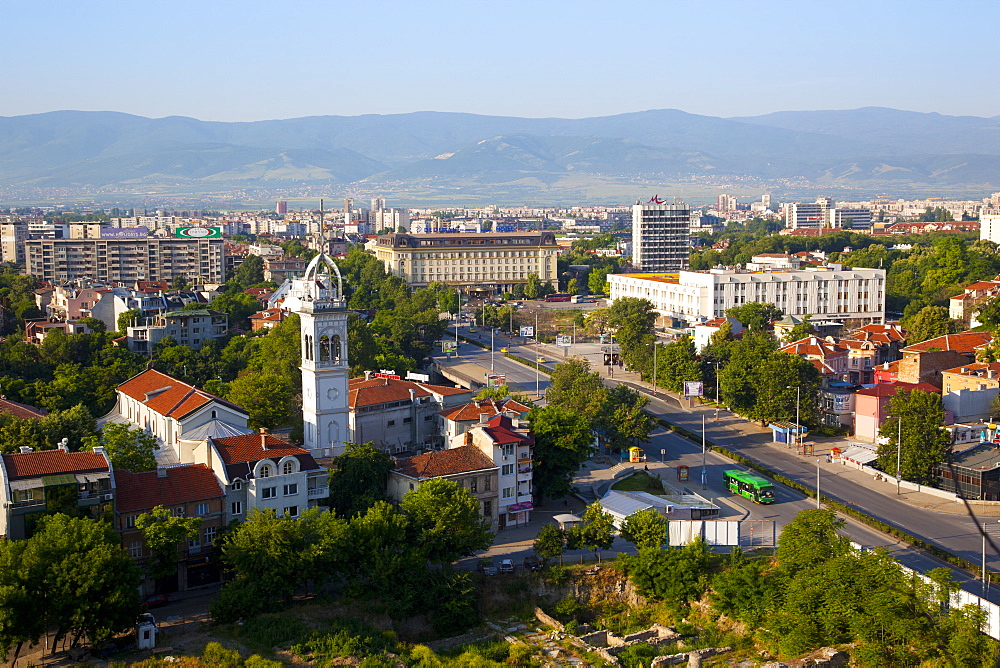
<box><xmin>684</xmin><ymin>381</ymin><xmax>704</xmax><ymax>398</ymax></box>
<box><xmin>519</xmin><ymin>326</ymin><xmax>534</xmax><ymax>337</ymax></box>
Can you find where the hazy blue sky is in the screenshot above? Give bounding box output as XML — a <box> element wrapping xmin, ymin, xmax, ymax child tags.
<box><xmin>3</xmin><ymin>0</ymin><xmax>997</xmax><ymax>121</ymax></box>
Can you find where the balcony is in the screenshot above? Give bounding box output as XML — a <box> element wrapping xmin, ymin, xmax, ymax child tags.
<box><xmin>307</xmin><ymin>485</ymin><xmax>329</xmax><ymax>498</ymax></box>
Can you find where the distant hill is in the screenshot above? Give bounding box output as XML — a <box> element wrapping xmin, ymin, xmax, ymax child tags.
<box><xmin>1</xmin><ymin>108</ymin><xmax>999</xmax><ymax>200</ymax></box>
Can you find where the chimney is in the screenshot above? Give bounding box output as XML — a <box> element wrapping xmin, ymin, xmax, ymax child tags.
<box><xmin>364</xmin><ymin>370</ymin><xmax>372</xmax><ymax>381</ymax></box>
<box><xmin>57</xmin><ymin>438</ymin><xmax>69</xmax><ymax>453</ymax></box>
<box><xmin>464</xmin><ymin>430</ymin><xmax>473</xmax><ymax>446</ymax></box>
<box><xmin>409</xmin><ymin>389</ymin><xmax>416</xmax><ymax>403</ymax></box>
<box><xmin>157</xmin><ymin>467</ymin><xmax>167</xmax><ymax>478</ymax></box>
<box><xmin>259</xmin><ymin>427</ymin><xmax>269</xmax><ymax>450</ymax></box>
<box><xmin>18</xmin><ymin>446</ymin><xmax>32</xmax><ymax>453</ymax></box>
<box><xmin>480</xmin><ymin>413</ymin><xmax>490</xmax><ymax>424</ymax></box>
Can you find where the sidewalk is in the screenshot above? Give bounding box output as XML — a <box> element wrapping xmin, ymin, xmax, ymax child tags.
<box><xmin>527</xmin><ymin>340</ymin><xmax>1000</xmax><ymax>519</ymax></box>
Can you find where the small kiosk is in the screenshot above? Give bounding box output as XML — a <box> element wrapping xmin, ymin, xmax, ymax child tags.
<box><xmin>767</xmin><ymin>421</ymin><xmax>808</xmax><ymax>446</ymax></box>
<box><xmin>628</xmin><ymin>446</ymin><xmax>645</xmax><ymax>463</ymax></box>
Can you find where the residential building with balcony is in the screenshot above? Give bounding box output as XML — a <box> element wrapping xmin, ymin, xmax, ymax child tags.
<box><xmin>0</xmin><ymin>445</ymin><xmax>113</xmax><ymax>540</ymax></box>
<box><xmin>197</xmin><ymin>432</ymin><xmax>329</xmax><ymax>523</ymax></box>
<box><xmin>853</xmin><ymin>381</ymin><xmax>941</xmax><ymax>442</ymax></box>
<box><xmin>438</xmin><ymin>397</ymin><xmax>531</xmax><ymax>442</ymax></box>
<box><xmin>941</xmin><ymin>363</ymin><xmax>1000</xmax><ymax>423</ymax></box>
<box><xmin>124</xmin><ymin>308</ymin><xmax>228</xmax><ymax>352</ymax></box>
<box><xmin>24</xmin><ymin>318</ymin><xmax>93</xmax><ymax>344</ymax></box>
<box><xmin>114</xmin><ymin>464</ymin><xmax>225</xmax><ymax>593</ymax></box>
<box><xmin>896</xmin><ymin>331</ymin><xmax>993</xmax><ymax>388</ymax></box>
<box><xmin>779</xmin><ymin>336</ymin><xmax>849</xmax><ymax>382</ymax></box>
<box><xmin>24</xmin><ymin>237</ymin><xmax>225</xmax><ymax>285</ymax></box>
<box><xmin>387</xmin><ymin>445</ymin><xmax>500</xmax><ymax>530</ymax></box>
<box><xmin>451</xmin><ymin>414</ymin><xmax>534</xmax><ymax>530</ymax></box>
<box><xmin>372</xmin><ymin>232</ymin><xmax>560</xmax><ymax>295</ymax></box>
<box><xmin>632</xmin><ymin>198</ymin><xmax>690</xmax><ymax>272</ymax></box>
<box><xmin>949</xmin><ymin>278</ymin><xmax>1000</xmax><ymax>328</ymax></box>
<box><xmin>349</xmin><ymin>375</ymin><xmax>472</xmax><ymax>454</ymax></box>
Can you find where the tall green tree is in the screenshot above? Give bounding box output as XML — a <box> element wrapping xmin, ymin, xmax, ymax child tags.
<box><xmin>233</xmin><ymin>255</ymin><xmax>265</xmax><ymax>287</ymax></box>
<box><xmin>326</xmin><ymin>442</ymin><xmax>393</xmax><ymax>518</ymax></box>
<box><xmin>607</xmin><ymin>297</ymin><xmax>657</xmax><ymax>374</ymax></box>
<box><xmin>533</xmin><ymin>524</ymin><xmax>567</xmax><ymax>563</ymax></box>
<box><xmin>117</xmin><ymin>308</ymin><xmax>143</xmax><ymax>333</ymax></box>
<box><xmin>93</xmin><ymin>422</ymin><xmax>158</xmax><ymax>472</ymax></box>
<box><xmin>877</xmin><ymin>389</ymin><xmax>950</xmax><ymax>484</ymax></box>
<box><xmin>401</xmin><ymin>478</ymin><xmax>493</xmax><ymax>563</ymax></box>
<box><xmin>775</xmin><ymin>508</ymin><xmax>850</xmax><ymax>575</ymax></box>
<box><xmin>595</xmin><ymin>384</ymin><xmax>654</xmax><ymax>451</ymax></box>
<box><xmin>655</xmin><ymin>335</ymin><xmax>701</xmax><ymax>394</ymax></box>
<box><xmin>905</xmin><ymin>305</ymin><xmax>960</xmax><ymax>344</ymax></box>
<box><xmin>135</xmin><ymin>505</ymin><xmax>203</xmax><ymax>580</ymax></box>
<box><xmin>529</xmin><ymin>405</ymin><xmax>593</xmax><ymax>499</ymax></box>
<box><xmin>546</xmin><ymin>358</ymin><xmax>607</xmax><ymax>421</ymax></box>
<box><xmin>225</xmin><ymin>372</ymin><xmax>294</xmax><ymax>430</ymax></box>
<box><xmin>571</xmin><ymin>501</ymin><xmax>615</xmax><ymax>556</ymax></box>
<box><xmin>524</xmin><ymin>273</ymin><xmax>541</xmax><ymax>299</ymax></box>
<box><xmin>726</xmin><ymin>302</ymin><xmax>783</xmax><ymax>332</ymax></box>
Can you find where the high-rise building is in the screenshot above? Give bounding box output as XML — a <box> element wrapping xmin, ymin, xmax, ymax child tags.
<box><xmin>276</xmin><ymin>201</ymin><xmax>288</xmax><ymax>215</ymax></box>
<box><xmin>981</xmin><ymin>211</ymin><xmax>1000</xmax><ymax>244</ymax></box>
<box><xmin>716</xmin><ymin>194</ymin><xmax>737</xmax><ymax>212</ymax></box>
<box><xmin>631</xmin><ymin>197</ymin><xmax>690</xmax><ymax>272</ymax></box>
<box><xmin>0</xmin><ymin>223</ymin><xmax>26</xmax><ymax>264</ymax></box>
<box><xmin>762</xmin><ymin>193</ymin><xmax>772</xmax><ymax>209</ymax></box>
<box><xmin>784</xmin><ymin>198</ymin><xmax>871</xmax><ymax>230</ymax></box>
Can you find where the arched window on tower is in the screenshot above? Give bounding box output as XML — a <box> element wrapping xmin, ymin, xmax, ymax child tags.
<box><xmin>304</xmin><ymin>334</ymin><xmax>314</xmax><ymax>361</ymax></box>
<box><xmin>332</xmin><ymin>334</ymin><xmax>342</xmax><ymax>363</ymax></box>
<box><xmin>319</xmin><ymin>335</ymin><xmax>331</xmax><ymax>361</ymax></box>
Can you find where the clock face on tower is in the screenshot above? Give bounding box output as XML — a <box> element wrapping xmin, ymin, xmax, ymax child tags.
<box><xmin>327</xmin><ymin>387</ymin><xmax>340</xmax><ymax>401</ymax></box>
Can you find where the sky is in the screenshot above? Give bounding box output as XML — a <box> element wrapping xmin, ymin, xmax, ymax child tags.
<box><xmin>3</xmin><ymin>0</ymin><xmax>998</xmax><ymax>122</ymax></box>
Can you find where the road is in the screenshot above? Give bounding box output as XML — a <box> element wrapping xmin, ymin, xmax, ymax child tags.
<box><xmin>452</xmin><ymin>322</ymin><xmax>1000</xmax><ymax>603</ymax></box>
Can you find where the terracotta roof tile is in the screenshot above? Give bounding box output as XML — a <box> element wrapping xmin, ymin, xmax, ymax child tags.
<box><xmin>115</xmin><ymin>464</ymin><xmax>223</xmax><ymax>514</ymax></box>
<box><xmin>481</xmin><ymin>415</ymin><xmax>534</xmax><ymax>446</ymax></box>
<box><xmin>2</xmin><ymin>449</ymin><xmax>109</xmax><ymax>481</ymax></box>
<box><xmin>210</xmin><ymin>433</ymin><xmax>320</xmax><ymax>481</ymax></box>
<box><xmin>855</xmin><ymin>382</ymin><xmax>939</xmax><ymax>398</ymax></box>
<box><xmin>348</xmin><ymin>377</ymin><xmax>470</xmax><ymax>409</ymax></box>
<box><xmin>117</xmin><ymin>369</ymin><xmax>246</xmax><ymax>420</ymax></box>
<box><xmin>941</xmin><ymin>362</ymin><xmax>1000</xmax><ymax>377</ymax></box>
<box><xmin>0</xmin><ymin>397</ymin><xmax>48</xmax><ymax>420</ymax></box>
<box><xmin>394</xmin><ymin>445</ymin><xmax>497</xmax><ymax>479</ymax></box>
<box><xmin>902</xmin><ymin>331</ymin><xmax>992</xmax><ymax>355</ymax></box>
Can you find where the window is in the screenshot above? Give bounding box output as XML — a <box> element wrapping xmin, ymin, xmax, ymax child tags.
<box><xmin>282</xmin><ymin>460</ymin><xmax>295</xmax><ymax>475</ymax></box>
<box><xmin>195</xmin><ymin>502</ymin><xmax>209</xmax><ymax>516</ymax></box>
<box><xmin>283</xmin><ymin>483</ymin><xmax>298</xmax><ymax>496</ymax></box>
<box><xmin>129</xmin><ymin>542</ymin><xmax>142</xmax><ymax>559</ymax></box>
<box><xmin>403</xmin><ymin>417</ymin><xmax>412</xmax><ymax>424</ymax></box>
<box><xmin>259</xmin><ymin>465</ymin><xmax>273</xmax><ymax>478</ymax></box>
<box><xmin>231</xmin><ymin>479</ymin><xmax>242</xmax><ymax>491</ymax></box>
<box><xmin>502</xmin><ymin>464</ymin><xmax>514</xmax><ymax>476</ymax></box>
<box><xmin>204</xmin><ymin>526</ymin><xmax>217</xmax><ymax>546</ymax></box>
<box><xmin>189</xmin><ymin>535</ymin><xmax>201</xmax><ymax>551</ymax></box>
<box><xmin>424</xmin><ymin>414</ymin><xmax>433</xmax><ymax>422</ymax></box>
<box><xmin>173</xmin><ymin>506</ymin><xmax>185</xmax><ymax>517</ymax></box>
<box><xmin>409</xmin><ymin>483</ymin><xmax>415</xmax><ymax>491</ymax></box>
<box><xmin>284</xmin><ymin>506</ymin><xmax>299</xmax><ymax>518</ymax></box>
<box><xmin>262</xmin><ymin>486</ymin><xmax>277</xmax><ymax>499</ymax></box>
<box><xmin>211</xmin><ymin>410</ymin><xmax>217</xmax><ymax>418</ymax></box>
<box><xmin>387</xmin><ymin>420</ymin><xmax>395</xmax><ymax>427</ymax></box>
<box><xmin>502</xmin><ymin>487</ymin><xmax>514</xmax><ymax>499</ymax></box>
<box><xmin>470</xmin><ymin>478</ymin><xmax>478</xmax><ymax>493</ymax></box>
<box><xmin>483</xmin><ymin>500</ymin><xmax>492</xmax><ymax>518</ymax></box>
<box><xmin>484</xmin><ymin>477</ymin><xmax>491</xmax><ymax>491</ymax></box>
<box><xmin>125</xmin><ymin>515</ymin><xmax>137</xmax><ymax>529</ymax></box>
<box><xmin>231</xmin><ymin>501</ymin><xmax>243</xmax><ymax>515</ymax></box>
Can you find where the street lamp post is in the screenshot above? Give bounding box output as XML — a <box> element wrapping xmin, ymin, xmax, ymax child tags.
<box><xmin>787</xmin><ymin>385</ymin><xmax>801</xmax><ymax>451</ymax></box>
<box><xmin>816</xmin><ymin>456</ymin><xmax>821</xmax><ymax>509</ymax></box>
<box><xmin>701</xmin><ymin>412</ymin><xmax>708</xmax><ymax>490</ymax></box>
<box><xmin>983</xmin><ymin>520</ymin><xmax>999</xmax><ymax>597</ymax></box>
<box><xmin>712</xmin><ymin>361</ymin><xmax>721</xmax><ymax>419</ymax></box>
<box><xmin>491</xmin><ymin>327</ymin><xmax>495</xmax><ymax>372</ymax></box>
<box><xmin>652</xmin><ymin>341</ymin><xmax>658</xmax><ymax>396</ymax></box>
<box><xmin>897</xmin><ymin>416</ymin><xmax>902</xmax><ymax>495</ymax></box>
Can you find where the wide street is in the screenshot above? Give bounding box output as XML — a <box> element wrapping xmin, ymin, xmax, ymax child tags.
<box><xmin>448</xmin><ymin>320</ymin><xmax>1000</xmax><ymax>603</ymax></box>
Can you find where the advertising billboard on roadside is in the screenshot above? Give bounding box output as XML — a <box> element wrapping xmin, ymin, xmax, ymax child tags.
<box><xmin>486</xmin><ymin>374</ymin><xmax>506</xmax><ymax>389</ymax></box>
<box><xmin>174</xmin><ymin>226</ymin><xmax>222</xmax><ymax>238</ymax></box>
<box><xmin>684</xmin><ymin>381</ymin><xmax>704</xmax><ymax>398</ymax></box>
<box><xmin>519</xmin><ymin>326</ymin><xmax>534</xmax><ymax>337</ymax></box>
<box><xmin>441</xmin><ymin>340</ymin><xmax>458</xmax><ymax>353</ymax></box>
<box><xmin>100</xmin><ymin>227</ymin><xmax>148</xmax><ymax>239</ymax></box>
<box><xmin>556</xmin><ymin>334</ymin><xmax>572</xmax><ymax>347</ymax></box>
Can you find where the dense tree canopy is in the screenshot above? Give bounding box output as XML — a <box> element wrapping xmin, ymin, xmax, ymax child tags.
<box><xmin>877</xmin><ymin>389</ymin><xmax>950</xmax><ymax>484</ymax></box>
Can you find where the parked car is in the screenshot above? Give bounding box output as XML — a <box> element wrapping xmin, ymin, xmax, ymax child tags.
<box><xmin>142</xmin><ymin>593</ymin><xmax>169</xmax><ymax>609</ymax></box>
<box><xmin>523</xmin><ymin>555</ymin><xmax>542</xmax><ymax>572</ymax></box>
<box><xmin>477</xmin><ymin>558</ymin><xmax>498</xmax><ymax>576</ymax></box>
<box><xmin>500</xmin><ymin>347</ymin><xmax>509</xmax><ymax>353</ymax></box>
<box><xmin>498</xmin><ymin>558</ymin><xmax>515</xmax><ymax>574</ymax></box>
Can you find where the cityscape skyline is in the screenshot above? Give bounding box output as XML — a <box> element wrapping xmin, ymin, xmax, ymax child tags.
<box><xmin>3</xmin><ymin>0</ymin><xmax>997</xmax><ymax>121</ymax></box>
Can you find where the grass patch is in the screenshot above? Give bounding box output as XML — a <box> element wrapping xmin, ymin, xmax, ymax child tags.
<box><xmin>611</xmin><ymin>471</ymin><xmax>665</xmax><ymax>494</ymax></box>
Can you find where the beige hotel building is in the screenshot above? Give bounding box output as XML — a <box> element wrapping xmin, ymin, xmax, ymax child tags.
<box><xmin>373</xmin><ymin>232</ymin><xmax>561</xmax><ymax>294</ymax></box>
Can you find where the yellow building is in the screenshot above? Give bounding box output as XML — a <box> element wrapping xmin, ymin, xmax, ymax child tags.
<box><xmin>373</xmin><ymin>232</ymin><xmax>560</xmax><ymax>295</ymax></box>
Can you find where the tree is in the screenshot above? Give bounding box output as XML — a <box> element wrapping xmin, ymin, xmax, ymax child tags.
<box><xmin>533</xmin><ymin>524</ymin><xmax>566</xmax><ymax>563</ymax></box>
<box><xmin>233</xmin><ymin>255</ymin><xmax>264</xmax><ymax>287</ymax></box>
<box><xmin>94</xmin><ymin>422</ymin><xmax>158</xmax><ymax>472</ymax></box>
<box><xmin>717</xmin><ymin>331</ymin><xmax>778</xmax><ymax>417</ymax></box>
<box><xmin>545</xmin><ymin>358</ymin><xmax>607</xmax><ymax>421</ymax></box>
<box><xmin>619</xmin><ymin>508</ymin><xmax>667</xmax><ymax>549</ymax></box>
<box><xmin>726</xmin><ymin>302</ymin><xmax>782</xmax><ymax>332</ymax></box>
<box><xmin>877</xmin><ymin>389</ymin><xmax>950</xmax><ymax>484</ymax></box>
<box><xmin>571</xmin><ymin>501</ymin><xmax>615</xmax><ymax>556</ymax></box>
<box><xmin>588</xmin><ymin>267</ymin><xmax>610</xmax><ymax>295</ymax></box>
<box><xmin>210</xmin><ymin>292</ymin><xmax>260</xmax><ymax>331</ymax></box>
<box><xmin>776</xmin><ymin>508</ymin><xmax>850</xmax><ymax>575</ymax></box>
<box><xmin>226</xmin><ymin>372</ymin><xmax>293</xmax><ymax>430</ymax></box>
<box><xmin>117</xmin><ymin>308</ymin><xmax>143</xmax><ymax>333</ymax></box>
<box><xmin>567</xmin><ymin>278</ymin><xmax>579</xmax><ymax>294</ymax></box>
<box><xmin>655</xmin><ymin>335</ymin><xmax>701</xmax><ymax>394</ymax></box>
<box><xmin>784</xmin><ymin>315</ymin><xmax>815</xmax><ymax>342</ymax></box>
<box><xmin>529</xmin><ymin>405</ymin><xmax>593</xmax><ymax>499</ymax></box>
<box><xmin>41</xmin><ymin>404</ymin><xmax>97</xmax><ymax>450</ymax></box>
<box><xmin>524</xmin><ymin>273</ymin><xmax>541</xmax><ymax>300</ymax></box>
<box><xmin>135</xmin><ymin>505</ymin><xmax>203</xmax><ymax>581</ymax></box>
<box><xmin>607</xmin><ymin>297</ymin><xmax>657</xmax><ymax>374</ymax></box>
<box><xmin>905</xmin><ymin>305</ymin><xmax>959</xmax><ymax>344</ymax></box>
<box><xmin>402</xmin><ymin>478</ymin><xmax>493</xmax><ymax>563</ymax></box>
<box><xmin>326</xmin><ymin>442</ymin><xmax>393</xmax><ymax>518</ymax></box>
<box><xmin>595</xmin><ymin>384</ymin><xmax>653</xmax><ymax>452</ymax></box>
<box><xmin>626</xmin><ymin>537</ymin><xmax>711</xmax><ymax>607</ymax></box>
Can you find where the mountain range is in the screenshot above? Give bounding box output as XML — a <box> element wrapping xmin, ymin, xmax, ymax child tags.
<box><xmin>2</xmin><ymin>107</ymin><xmax>1000</xmax><ymax>203</ymax></box>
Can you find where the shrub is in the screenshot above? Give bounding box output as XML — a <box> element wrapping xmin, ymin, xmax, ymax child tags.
<box><xmin>238</xmin><ymin>615</ymin><xmax>311</xmax><ymax>648</ymax></box>
<box><xmin>202</xmin><ymin>642</ymin><xmax>242</xmax><ymax>667</ymax></box>
<box><xmin>552</xmin><ymin>595</ymin><xmax>581</xmax><ymax>620</ymax></box>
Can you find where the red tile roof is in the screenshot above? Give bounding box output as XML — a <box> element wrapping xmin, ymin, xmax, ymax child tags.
<box><xmin>2</xmin><ymin>449</ymin><xmax>109</xmax><ymax>481</ymax></box>
<box><xmin>855</xmin><ymin>382</ymin><xmax>939</xmax><ymax>398</ymax></box>
<box><xmin>964</xmin><ymin>281</ymin><xmax>1000</xmax><ymax>291</ymax></box>
<box><xmin>0</xmin><ymin>397</ymin><xmax>48</xmax><ymax>420</ymax></box>
<box><xmin>940</xmin><ymin>362</ymin><xmax>1000</xmax><ymax>377</ymax></box>
<box><xmin>115</xmin><ymin>464</ymin><xmax>223</xmax><ymax>514</ymax></box>
<box><xmin>902</xmin><ymin>331</ymin><xmax>992</xmax><ymax>355</ymax></box>
<box><xmin>481</xmin><ymin>415</ymin><xmax>534</xmax><ymax>446</ymax></box>
<box><xmin>348</xmin><ymin>377</ymin><xmax>470</xmax><ymax>409</ymax></box>
<box><xmin>210</xmin><ymin>433</ymin><xmax>320</xmax><ymax>480</ymax></box>
<box><xmin>393</xmin><ymin>445</ymin><xmax>497</xmax><ymax>479</ymax></box>
<box><xmin>439</xmin><ymin>398</ymin><xmax>532</xmax><ymax>422</ymax></box>
<box><xmin>779</xmin><ymin>336</ymin><xmax>847</xmax><ymax>358</ymax></box>
<box><xmin>117</xmin><ymin>369</ymin><xmax>246</xmax><ymax>420</ymax></box>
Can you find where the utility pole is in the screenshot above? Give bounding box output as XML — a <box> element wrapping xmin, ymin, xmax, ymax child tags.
<box><xmin>897</xmin><ymin>416</ymin><xmax>902</xmax><ymax>495</ymax></box>
<box><xmin>816</xmin><ymin>457</ymin><xmax>821</xmax><ymax>509</ymax></box>
<box><xmin>701</xmin><ymin>412</ymin><xmax>708</xmax><ymax>490</ymax></box>
<box><xmin>652</xmin><ymin>341</ymin><xmax>657</xmax><ymax>396</ymax></box>
<box><xmin>491</xmin><ymin>327</ymin><xmax>494</xmax><ymax>372</ymax></box>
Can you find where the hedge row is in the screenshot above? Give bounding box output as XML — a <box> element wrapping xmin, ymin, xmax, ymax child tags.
<box><xmin>654</xmin><ymin>416</ymin><xmax>984</xmax><ymax>576</ymax></box>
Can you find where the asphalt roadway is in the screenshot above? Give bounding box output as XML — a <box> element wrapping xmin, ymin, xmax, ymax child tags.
<box><xmin>447</xmin><ymin>322</ymin><xmax>1000</xmax><ymax>604</ymax></box>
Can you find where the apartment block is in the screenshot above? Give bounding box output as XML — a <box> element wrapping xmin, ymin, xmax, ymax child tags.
<box><xmin>0</xmin><ymin>223</ymin><xmax>27</xmax><ymax>264</ymax></box>
<box><xmin>632</xmin><ymin>198</ymin><xmax>690</xmax><ymax>272</ymax></box>
<box><xmin>25</xmin><ymin>237</ymin><xmax>225</xmax><ymax>284</ymax></box>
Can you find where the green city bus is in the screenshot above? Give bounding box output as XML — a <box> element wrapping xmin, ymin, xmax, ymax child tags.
<box><xmin>723</xmin><ymin>469</ymin><xmax>776</xmax><ymax>504</ymax></box>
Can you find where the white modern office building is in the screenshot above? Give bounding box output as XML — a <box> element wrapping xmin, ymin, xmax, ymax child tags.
<box><xmin>609</xmin><ymin>265</ymin><xmax>886</xmax><ymax>326</ymax></box>
<box><xmin>632</xmin><ymin>198</ymin><xmax>690</xmax><ymax>271</ymax></box>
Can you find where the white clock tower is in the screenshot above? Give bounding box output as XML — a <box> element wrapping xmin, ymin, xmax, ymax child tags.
<box><xmin>284</xmin><ymin>253</ymin><xmax>350</xmax><ymax>458</ymax></box>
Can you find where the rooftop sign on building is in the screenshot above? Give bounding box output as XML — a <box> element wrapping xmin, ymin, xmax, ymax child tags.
<box><xmin>174</xmin><ymin>226</ymin><xmax>222</xmax><ymax>239</ymax></box>
<box><xmin>100</xmin><ymin>227</ymin><xmax>148</xmax><ymax>239</ymax></box>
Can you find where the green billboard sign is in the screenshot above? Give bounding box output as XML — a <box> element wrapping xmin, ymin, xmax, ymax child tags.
<box><xmin>174</xmin><ymin>226</ymin><xmax>222</xmax><ymax>239</ymax></box>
